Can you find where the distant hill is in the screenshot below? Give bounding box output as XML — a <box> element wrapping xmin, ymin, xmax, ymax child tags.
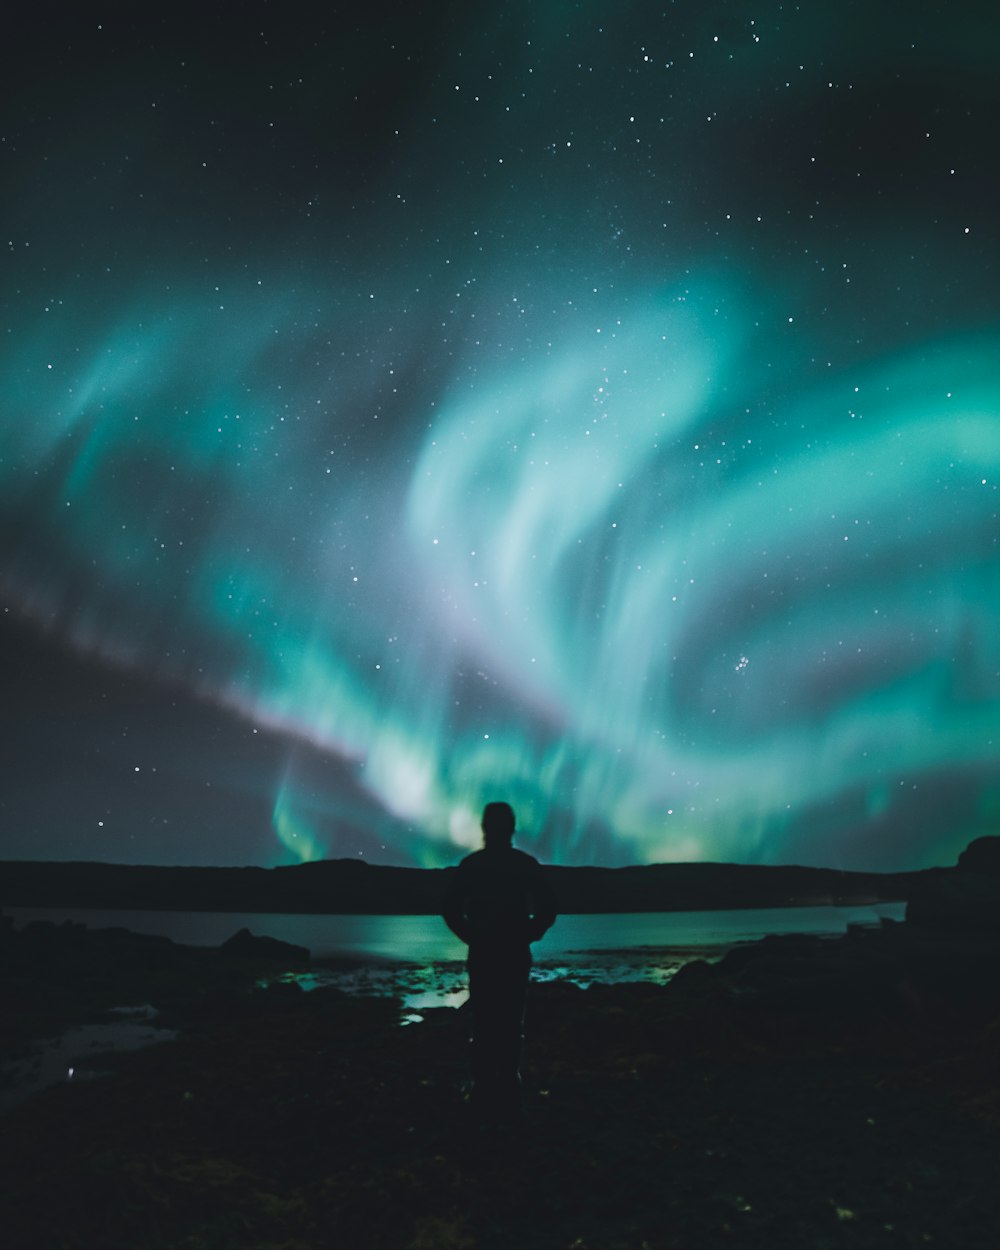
<box><xmin>0</xmin><ymin>858</ymin><xmax>936</xmax><ymax>915</ymax></box>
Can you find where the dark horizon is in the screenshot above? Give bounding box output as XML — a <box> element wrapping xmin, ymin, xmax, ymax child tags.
<box><xmin>1</xmin><ymin>853</ymin><xmax>941</xmax><ymax>918</ymax></box>
<box><xmin>0</xmin><ymin>849</ymin><xmax>956</xmax><ymax>875</ymax></box>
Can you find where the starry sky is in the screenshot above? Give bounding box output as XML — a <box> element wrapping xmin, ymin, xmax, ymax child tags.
<box><xmin>1</xmin><ymin>1</ymin><xmax>997</xmax><ymax>871</ymax></box>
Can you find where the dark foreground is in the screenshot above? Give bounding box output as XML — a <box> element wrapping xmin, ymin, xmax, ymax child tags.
<box><xmin>3</xmin><ymin>910</ymin><xmax>1000</xmax><ymax>1250</ymax></box>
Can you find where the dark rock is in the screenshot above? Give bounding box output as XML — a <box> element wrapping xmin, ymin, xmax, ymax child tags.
<box><xmin>714</xmin><ymin>932</ymin><xmax>831</xmax><ymax>976</ymax></box>
<box><xmin>905</xmin><ymin>871</ymin><xmax>1000</xmax><ymax>932</ymax></box>
<box><xmin>252</xmin><ymin>979</ymin><xmax>305</xmax><ymax>1008</ymax></box>
<box><xmin>669</xmin><ymin>958</ymin><xmax>716</xmax><ymax>988</ymax></box>
<box><xmin>957</xmin><ymin>836</ymin><xmax>1000</xmax><ymax>875</ymax></box>
<box><xmin>219</xmin><ymin>928</ymin><xmax>310</xmax><ymax>964</ymax></box>
<box><xmin>904</xmin><ymin>839</ymin><xmax>1000</xmax><ymax>931</ymax></box>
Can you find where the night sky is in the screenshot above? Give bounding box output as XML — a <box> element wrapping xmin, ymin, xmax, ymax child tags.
<box><xmin>1</xmin><ymin>2</ymin><xmax>997</xmax><ymax>871</ymax></box>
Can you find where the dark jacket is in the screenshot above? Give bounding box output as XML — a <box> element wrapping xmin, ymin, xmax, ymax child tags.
<box><xmin>442</xmin><ymin>846</ymin><xmax>557</xmax><ymax>948</ymax></box>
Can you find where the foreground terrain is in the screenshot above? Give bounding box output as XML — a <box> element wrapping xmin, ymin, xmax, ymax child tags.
<box><xmin>2</xmin><ymin>904</ymin><xmax>1000</xmax><ymax>1250</ymax></box>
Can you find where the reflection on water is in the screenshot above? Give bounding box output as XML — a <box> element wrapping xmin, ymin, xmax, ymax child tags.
<box><xmin>7</xmin><ymin>901</ymin><xmax>906</xmax><ymax>963</ymax></box>
<box><xmin>228</xmin><ymin>902</ymin><xmax>906</xmax><ymax>1008</ymax></box>
<box><xmin>9</xmin><ymin>901</ymin><xmax>906</xmax><ymax>1013</ymax></box>
<box><xmin>268</xmin><ymin>960</ymin><xmax>473</xmax><ymax>1011</ymax></box>
<box><xmin>0</xmin><ymin>1005</ymin><xmax>177</xmax><ymax>1110</ymax></box>
<box><xmin>271</xmin><ymin>941</ymin><xmax>755</xmax><ymax>1010</ymax></box>
<box><xmin>3</xmin><ymin>901</ymin><xmax>906</xmax><ymax>1104</ymax></box>
<box><xmin>404</xmin><ymin>988</ymin><xmax>470</xmax><ymax>1012</ymax></box>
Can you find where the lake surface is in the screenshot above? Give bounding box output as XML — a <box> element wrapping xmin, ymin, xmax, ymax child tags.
<box><xmin>3</xmin><ymin>901</ymin><xmax>907</xmax><ymax>1101</ymax></box>
<box><xmin>7</xmin><ymin>902</ymin><xmax>905</xmax><ymax>962</ymax></box>
<box><xmin>8</xmin><ymin>902</ymin><xmax>906</xmax><ymax>1007</ymax></box>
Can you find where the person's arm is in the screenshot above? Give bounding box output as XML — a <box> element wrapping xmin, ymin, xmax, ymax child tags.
<box><xmin>442</xmin><ymin>867</ymin><xmax>473</xmax><ymax>945</ymax></box>
<box><xmin>528</xmin><ymin>866</ymin><xmax>557</xmax><ymax>942</ymax></box>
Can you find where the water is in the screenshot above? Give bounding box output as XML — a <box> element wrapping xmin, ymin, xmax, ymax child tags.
<box><xmin>4</xmin><ymin>902</ymin><xmax>905</xmax><ymax>1104</ymax></box>
<box><xmin>0</xmin><ymin>1006</ymin><xmax>177</xmax><ymax>1112</ymax></box>
<box><xmin>7</xmin><ymin>901</ymin><xmax>906</xmax><ymax>997</ymax></box>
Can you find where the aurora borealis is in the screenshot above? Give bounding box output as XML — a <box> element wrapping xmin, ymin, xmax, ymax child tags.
<box><xmin>1</xmin><ymin>2</ymin><xmax>997</xmax><ymax>870</ymax></box>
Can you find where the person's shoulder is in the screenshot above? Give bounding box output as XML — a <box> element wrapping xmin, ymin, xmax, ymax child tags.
<box><xmin>510</xmin><ymin>848</ymin><xmax>542</xmax><ymax>868</ymax></box>
<box><xmin>457</xmin><ymin>849</ymin><xmax>486</xmax><ymax>869</ymax></box>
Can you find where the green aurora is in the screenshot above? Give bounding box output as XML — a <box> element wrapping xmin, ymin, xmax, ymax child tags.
<box><xmin>1</xmin><ymin>2</ymin><xmax>997</xmax><ymax>869</ymax></box>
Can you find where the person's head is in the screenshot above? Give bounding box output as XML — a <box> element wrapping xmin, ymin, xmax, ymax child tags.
<box><xmin>481</xmin><ymin>801</ymin><xmax>516</xmax><ymax>848</ymax></box>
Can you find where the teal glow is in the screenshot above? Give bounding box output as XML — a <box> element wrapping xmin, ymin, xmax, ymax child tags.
<box><xmin>272</xmin><ymin>782</ymin><xmax>324</xmax><ymax>865</ymax></box>
<box><xmin>3</xmin><ymin>271</ymin><xmax>997</xmax><ymax>866</ymax></box>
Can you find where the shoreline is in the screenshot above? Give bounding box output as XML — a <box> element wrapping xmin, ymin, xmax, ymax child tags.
<box><xmin>3</xmin><ymin>899</ymin><xmax>906</xmax><ymax>963</ymax></box>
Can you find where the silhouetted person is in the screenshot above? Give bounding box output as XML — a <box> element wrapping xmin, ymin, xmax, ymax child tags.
<box><xmin>442</xmin><ymin>801</ymin><xmax>557</xmax><ymax>1113</ymax></box>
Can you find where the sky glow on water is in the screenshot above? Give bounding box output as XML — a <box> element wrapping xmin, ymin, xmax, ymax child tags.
<box><xmin>1</xmin><ymin>3</ymin><xmax>997</xmax><ymax>869</ymax></box>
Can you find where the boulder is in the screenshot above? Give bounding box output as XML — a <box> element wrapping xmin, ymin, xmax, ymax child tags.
<box><xmin>957</xmin><ymin>836</ymin><xmax>1000</xmax><ymax>875</ymax></box>
<box><xmin>906</xmin><ymin>871</ymin><xmax>1000</xmax><ymax>932</ymax></box>
<box><xmin>219</xmin><ymin>927</ymin><xmax>310</xmax><ymax>964</ymax></box>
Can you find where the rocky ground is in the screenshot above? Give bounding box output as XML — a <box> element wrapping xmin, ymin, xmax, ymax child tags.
<box><xmin>3</xmin><ymin>897</ymin><xmax>1000</xmax><ymax>1250</ymax></box>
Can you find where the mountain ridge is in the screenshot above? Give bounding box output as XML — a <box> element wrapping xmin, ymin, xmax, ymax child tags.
<box><xmin>0</xmin><ymin>857</ymin><xmax>938</xmax><ymax>914</ymax></box>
